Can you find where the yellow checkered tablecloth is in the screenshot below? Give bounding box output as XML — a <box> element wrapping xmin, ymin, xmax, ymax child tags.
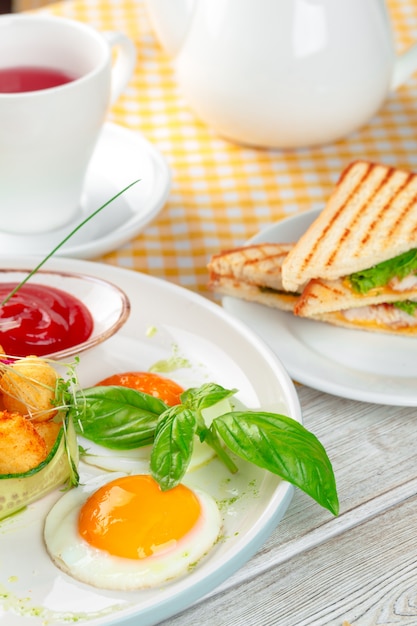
<box><xmin>33</xmin><ymin>0</ymin><xmax>417</xmax><ymax>296</ymax></box>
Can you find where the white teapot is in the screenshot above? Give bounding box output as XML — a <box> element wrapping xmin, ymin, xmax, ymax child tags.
<box><xmin>144</xmin><ymin>0</ymin><xmax>417</xmax><ymax>149</ymax></box>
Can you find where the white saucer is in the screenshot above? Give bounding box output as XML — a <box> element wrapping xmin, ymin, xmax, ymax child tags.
<box><xmin>0</xmin><ymin>123</ymin><xmax>171</xmax><ymax>259</ymax></box>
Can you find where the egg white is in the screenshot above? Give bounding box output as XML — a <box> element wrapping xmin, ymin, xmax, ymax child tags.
<box><xmin>80</xmin><ymin>436</ymin><xmax>216</xmax><ymax>474</ymax></box>
<box><xmin>44</xmin><ymin>474</ymin><xmax>222</xmax><ymax>591</ymax></box>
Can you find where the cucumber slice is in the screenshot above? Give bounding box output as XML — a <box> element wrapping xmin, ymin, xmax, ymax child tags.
<box><xmin>0</xmin><ymin>412</ymin><xmax>79</xmax><ymax>521</ymax></box>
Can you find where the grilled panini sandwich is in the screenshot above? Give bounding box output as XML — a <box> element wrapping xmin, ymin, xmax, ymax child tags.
<box><xmin>208</xmin><ymin>237</ymin><xmax>417</xmax><ymax>334</ymax></box>
<box><xmin>281</xmin><ymin>160</ymin><xmax>417</xmax><ymax>334</ymax></box>
<box><xmin>208</xmin><ymin>243</ymin><xmax>299</xmax><ymax>311</ymax></box>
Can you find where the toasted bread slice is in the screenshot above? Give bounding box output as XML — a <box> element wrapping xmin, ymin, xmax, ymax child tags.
<box><xmin>209</xmin><ymin>276</ymin><xmax>299</xmax><ymax>311</ymax></box>
<box><xmin>295</xmin><ymin>275</ymin><xmax>417</xmax><ymax>316</ymax></box>
<box><xmin>282</xmin><ymin>161</ymin><xmax>417</xmax><ymax>292</ymax></box>
<box><xmin>208</xmin><ymin>243</ymin><xmax>299</xmax><ymax>311</ymax></box>
<box><xmin>208</xmin><ymin>243</ymin><xmax>295</xmax><ymax>290</ymax></box>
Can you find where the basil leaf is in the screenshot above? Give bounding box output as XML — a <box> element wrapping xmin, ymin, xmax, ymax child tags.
<box><xmin>150</xmin><ymin>406</ymin><xmax>197</xmax><ymax>490</ymax></box>
<box><xmin>181</xmin><ymin>383</ymin><xmax>237</xmax><ymax>411</ymax></box>
<box><xmin>70</xmin><ymin>385</ymin><xmax>167</xmax><ymax>449</ymax></box>
<box><xmin>349</xmin><ymin>249</ymin><xmax>417</xmax><ymax>294</ymax></box>
<box><xmin>212</xmin><ymin>411</ymin><xmax>339</xmax><ymax>515</ymax></box>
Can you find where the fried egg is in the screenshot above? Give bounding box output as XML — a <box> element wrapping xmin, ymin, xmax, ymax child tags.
<box><xmin>44</xmin><ymin>473</ymin><xmax>222</xmax><ymax>590</ymax></box>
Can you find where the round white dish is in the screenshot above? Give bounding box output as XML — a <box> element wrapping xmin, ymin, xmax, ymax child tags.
<box><xmin>0</xmin><ymin>123</ymin><xmax>171</xmax><ymax>259</ymax></box>
<box><xmin>0</xmin><ymin>256</ymin><xmax>300</xmax><ymax>626</ymax></box>
<box><xmin>222</xmin><ymin>209</ymin><xmax>417</xmax><ymax>406</ymax></box>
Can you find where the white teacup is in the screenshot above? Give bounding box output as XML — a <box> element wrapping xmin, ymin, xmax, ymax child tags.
<box><xmin>0</xmin><ymin>14</ymin><xmax>136</xmax><ymax>234</ymax></box>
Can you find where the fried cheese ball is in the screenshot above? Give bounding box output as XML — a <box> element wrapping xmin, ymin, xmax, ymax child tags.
<box><xmin>33</xmin><ymin>420</ymin><xmax>61</xmax><ymax>454</ymax></box>
<box><xmin>0</xmin><ymin>411</ymin><xmax>48</xmax><ymax>474</ymax></box>
<box><xmin>0</xmin><ymin>356</ymin><xmax>58</xmax><ymax>422</ymax></box>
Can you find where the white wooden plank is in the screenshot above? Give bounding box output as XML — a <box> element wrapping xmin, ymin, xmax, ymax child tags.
<box><xmin>161</xmin><ymin>495</ymin><xmax>417</xmax><ymax>626</ymax></box>
<box><xmin>158</xmin><ymin>386</ymin><xmax>417</xmax><ymax>625</ymax></box>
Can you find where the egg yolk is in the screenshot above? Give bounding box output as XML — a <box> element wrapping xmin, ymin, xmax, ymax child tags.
<box><xmin>78</xmin><ymin>475</ymin><xmax>202</xmax><ymax>560</ymax></box>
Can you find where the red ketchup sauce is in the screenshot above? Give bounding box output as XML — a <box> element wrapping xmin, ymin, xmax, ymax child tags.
<box><xmin>0</xmin><ymin>283</ymin><xmax>93</xmax><ymax>357</ymax></box>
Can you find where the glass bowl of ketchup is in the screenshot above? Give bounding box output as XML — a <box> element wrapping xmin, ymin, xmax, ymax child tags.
<box><xmin>0</xmin><ymin>269</ymin><xmax>130</xmax><ymax>359</ymax></box>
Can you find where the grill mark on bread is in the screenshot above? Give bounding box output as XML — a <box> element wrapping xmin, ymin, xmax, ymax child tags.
<box><xmin>319</xmin><ymin>164</ymin><xmax>412</xmax><ymax>268</ymax></box>
<box><xmin>317</xmin><ymin>162</ymin><xmax>373</xmax><ymax>269</ymax></box>
<box><xmin>210</xmin><ymin>244</ymin><xmax>291</xmax><ymax>265</ymax></box>
<box><xmin>295</xmin><ymin>162</ymin><xmax>372</xmax><ymax>275</ymax></box>
<box><xmin>294</xmin><ymin>279</ymin><xmax>347</xmax><ymax>316</ymax></box>
<box><xmin>385</xmin><ymin>178</ymin><xmax>417</xmax><ymax>239</ymax></box>
<box><xmin>208</xmin><ymin>243</ymin><xmax>294</xmax><ymax>290</ymax></box>
<box><xmin>331</xmin><ymin>164</ymin><xmax>399</xmax><ymax>261</ymax></box>
<box><xmin>295</xmin><ymin>272</ymin><xmax>417</xmax><ymax>317</ymax></box>
<box><xmin>209</xmin><ymin>245</ymin><xmax>291</xmax><ymax>277</ymax></box>
<box><xmin>282</xmin><ymin>159</ymin><xmax>417</xmax><ymax>292</ymax></box>
<box><xmin>360</xmin><ymin>169</ymin><xmax>412</xmax><ymax>249</ymax></box>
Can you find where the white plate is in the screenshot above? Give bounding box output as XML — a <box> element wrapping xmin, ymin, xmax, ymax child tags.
<box><xmin>0</xmin><ymin>123</ymin><xmax>171</xmax><ymax>259</ymax></box>
<box><xmin>222</xmin><ymin>209</ymin><xmax>417</xmax><ymax>406</ymax></box>
<box><xmin>0</xmin><ymin>256</ymin><xmax>300</xmax><ymax>626</ymax></box>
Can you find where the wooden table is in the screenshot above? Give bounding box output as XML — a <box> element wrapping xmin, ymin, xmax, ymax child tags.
<box><xmin>23</xmin><ymin>0</ymin><xmax>417</xmax><ymax>623</ymax></box>
<box><xmin>159</xmin><ymin>385</ymin><xmax>417</xmax><ymax>626</ymax></box>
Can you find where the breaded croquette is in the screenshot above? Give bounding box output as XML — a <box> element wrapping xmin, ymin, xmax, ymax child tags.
<box><xmin>33</xmin><ymin>420</ymin><xmax>61</xmax><ymax>454</ymax></box>
<box><xmin>0</xmin><ymin>356</ymin><xmax>58</xmax><ymax>421</ymax></box>
<box><xmin>0</xmin><ymin>410</ymin><xmax>48</xmax><ymax>474</ymax></box>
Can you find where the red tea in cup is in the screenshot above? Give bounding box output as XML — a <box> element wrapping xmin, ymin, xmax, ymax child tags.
<box><xmin>0</xmin><ymin>66</ymin><xmax>76</xmax><ymax>93</ymax></box>
<box><xmin>0</xmin><ymin>14</ymin><xmax>135</xmax><ymax>234</ymax></box>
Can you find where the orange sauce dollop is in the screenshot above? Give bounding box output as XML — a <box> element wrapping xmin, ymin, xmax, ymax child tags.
<box><xmin>96</xmin><ymin>371</ymin><xmax>184</xmax><ymax>406</ymax></box>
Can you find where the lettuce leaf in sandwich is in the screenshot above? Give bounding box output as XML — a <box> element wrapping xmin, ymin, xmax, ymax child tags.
<box><xmin>348</xmin><ymin>249</ymin><xmax>417</xmax><ymax>294</ymax></box>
